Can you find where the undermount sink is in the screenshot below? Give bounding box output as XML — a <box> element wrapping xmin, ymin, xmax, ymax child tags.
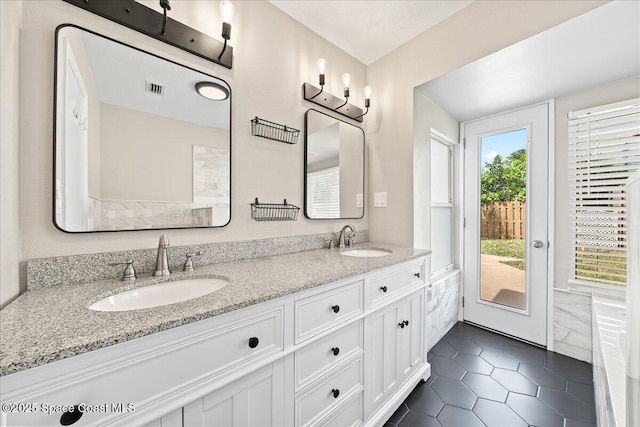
<box><xmin>89</xmin><ymin>278</ymin><xmax>228</xmax><ymax>312</ymax></box>
<box><xmin>341</xmin><ymin>248</ymin><xmax>392</xmax><ymax>258</ymax></box>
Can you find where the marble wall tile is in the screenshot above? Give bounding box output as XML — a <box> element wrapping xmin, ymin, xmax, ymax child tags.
<box><xmin>554</xmin><ymin>289</ymin><xmax>592</xmax><ymax>363</ymax></box>
<box><xmin>427</xmin><ymin>270</ymin><xmax>460</xmax><ymax>351</ymax></box>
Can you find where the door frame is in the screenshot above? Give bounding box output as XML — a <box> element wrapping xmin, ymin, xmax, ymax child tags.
<box><xmin>459</xmin><ymin>100</ymin><xmax>555</xmax><ymax>348</ymax></box>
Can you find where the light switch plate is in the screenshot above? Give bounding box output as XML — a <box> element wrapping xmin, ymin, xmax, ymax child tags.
<box><xmin>356</xmin><ymin>194</ymin><xmax>363</xmax><ymax>208</ymax></box>
<box><xmin>374</xmin><ymin>192</ymin><xmax>387</xmax><ymax>207</ymax></box>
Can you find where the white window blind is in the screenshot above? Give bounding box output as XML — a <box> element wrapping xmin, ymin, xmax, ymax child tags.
<box><xmin>307</xmin><ymin>167</ymin><xmax>340</xmax><ymax>218</ymax></box>
<box><xmin>568</xmin><ymin>98</ymin><xmax>640</xmax><ymax>286</ymax></box>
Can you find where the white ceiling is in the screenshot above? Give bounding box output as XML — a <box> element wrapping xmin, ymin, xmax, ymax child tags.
<box><xmin>269</xmin><ymin>0</ymin><xmax>472</xmax><ymax>65</ymax></box>
<box><xmin>417</xmin><ymin>1</ymin><xmax>640</xmax><ymax>122</ymax></box>
<box><xmin>81</xmin><ymin>30</ymin><xmax>230</xmax><ymax>130</ymax></box>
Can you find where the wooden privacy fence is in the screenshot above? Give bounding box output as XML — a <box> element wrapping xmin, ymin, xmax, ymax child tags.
<box><xmin>481</xmin><ymin>201</ymin><xmax>526</xmax><ymax>239</ymax></box>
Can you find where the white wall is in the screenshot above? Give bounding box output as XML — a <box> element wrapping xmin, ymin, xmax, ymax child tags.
<box><xmin>0</xmin><ymin>0</ymin><xmax>23</xmax><ymax>307</ymax></box>
<box><xmin>9</xmin><ymin>1</ymin><xmax>368</xmax><ymax>303</ymax></box>
<box><xmin>366</xmin><ymin>0</ymin><xmax>605</xmax><ymax>247</ymax></box>
<box><xmin>99</xmin><ymin>103</ymin><xmax>228</xmax><ymax>202</ymax></box>
<box><xmin>412</xmin><ymin>90</ymin><xmax>459</xmax><ymax>253</ymax></box>
<box><xmin>554</xmin><ymin>75</ymin><xmax>640</xmax><ymax>290</ymax></box>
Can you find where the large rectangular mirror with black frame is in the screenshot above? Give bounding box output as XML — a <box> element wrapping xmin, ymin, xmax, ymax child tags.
<box><xmin>54</xmin><ymin>25</ymin><xmax>231</xmax><ymax>233</ymax></box>
<box><xmin>304</xmin><ymin>109</ymin><xmax>364</xmax><ymax>219</ymax></box>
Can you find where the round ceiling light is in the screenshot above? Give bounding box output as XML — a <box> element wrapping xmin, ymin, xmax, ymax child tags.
<box><xmin>195</xmin><ymin>82</ymin><xmax>229</xmax><ymax>101</ymax></box>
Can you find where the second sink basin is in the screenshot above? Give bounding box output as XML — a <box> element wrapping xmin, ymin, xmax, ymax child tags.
<box><xmin>341</xmin><ymin>248</ymin><xmax>392</xmax><ymax>258</ymax></box>
<box><xmin>89</xmin><ymin>278</ymin><xmax>228</xmax><ymax>312</ymax></box>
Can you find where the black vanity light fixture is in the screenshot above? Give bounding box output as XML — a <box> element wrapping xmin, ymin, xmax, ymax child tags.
<box><xmin>302</xmin><ymin>59</ymin><xmax>372</xmax><ymax>123</ymax></box>
<box><xmin>62</xmin><ymin>0</ymin><xmax>235</xmax><ymax>69</ymax></box>
<box><xmin>195</xmin><ymin>81</ymin><xmax>230</xmax><ymax>101</ymax></box>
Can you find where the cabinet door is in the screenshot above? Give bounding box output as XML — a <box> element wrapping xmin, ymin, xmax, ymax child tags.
<box><xmin>366</xmin><ymin>303</ymin><xmax>402</xmax><ymax>410</ymax></box>
<box><xmin>398</xmin><ymin>290</ymin><xmax>424</xmax><ymax>380</ymax></box>
<box><xmin>183</xmin><ymin>361</ymin><xmax>286</xmax><ymax>427</ymax></box>
<box><xmin>143</xmin><ymin>408</ymin><xmax>182</xmax><ymax>427</ymax></box>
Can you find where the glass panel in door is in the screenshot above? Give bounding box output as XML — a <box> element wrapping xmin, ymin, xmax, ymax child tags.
<box><xmin>479</xmin><ymin>129</ymin><xmax>527</xmax><ymax>310</ymax></box>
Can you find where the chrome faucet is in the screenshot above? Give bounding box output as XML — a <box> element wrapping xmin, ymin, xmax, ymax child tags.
<box><xmin>153</xmin><ymin>234</ymin><xmax>171</xmax><ymax>277</ymax></box>
<box><xmin>338</xmin><ymin>224</ymin><xmax>356</xmax><ymax>248</ymax></box>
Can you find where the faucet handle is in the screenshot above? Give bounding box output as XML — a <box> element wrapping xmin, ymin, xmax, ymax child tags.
<box><xmin>108</xmin><ymin>260</ymin><xmax>137</xmax><ymax>282</ymax></box>
<box><xmin>326</xmin><ymin>238</ymin><xmax>335</xmax><ymax>249</ymax></box>
<box><xmin>183</xmin><ymin>250</ymin><xmax>203</xmax><ymax>272</ymax></box>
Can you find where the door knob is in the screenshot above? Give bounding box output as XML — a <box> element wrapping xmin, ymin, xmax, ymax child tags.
<box><xmin>532</xmin><ymin>240</ymin><xmax>544</xmax><ymax>248</ymax></box>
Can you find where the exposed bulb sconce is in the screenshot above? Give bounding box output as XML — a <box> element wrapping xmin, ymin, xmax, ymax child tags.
<box><xmin>62</xmin><ymin>0</ymin><xmax>235</xmax><ymax>69</ymax></box>
<box><xmin>310</xmin><ymin>58</ymin><xmax>327</xmax><ymax>100</ymax></box>
<box><xmin>341</xmin><ymin>73</ymin><xmax>351</xmax><ymax>98</ymax></box>
<box><xmin>218</xmin><ymin>0</ymin><xmax>235</xmax><ymax>61</ymax></box>
<box><xmin>302</xmin><ymin>62</ymin><xmax>371</xmax><ymax>123</ymax></box>
<box><xmin>195</xmin><ymin>81</ymin><xmax>230</xmax><ymax>101</ymax></box>
<box><xmin>335</xmin><ymin>73</ymin><xmax>351</xmax><ymax>110</ymax></box>
<box><xmin>356</xmin><ymin>85</ymin><xmax>373</xmax><ymax>118</ymax></box>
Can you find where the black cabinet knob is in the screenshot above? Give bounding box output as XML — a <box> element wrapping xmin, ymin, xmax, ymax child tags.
<box><xmin>331</xmin><ymin>305</ymin><xmax>340</xmax><ymax>313</ymax></box>
<box><xmin>248</xmin><ymin>337</ymin><xmax>259</xmax><ymax>348</ymax></box>
<box><xmin>60</xmin><ymin>405</ymin><xmax>83</xmax><ymax>426</ymax></box>
<box><xmin>414</xmin><ymin>272</ymin><xmax>421</xmax><ymax>278</ymax></box>
<box><xmin>404</xmin><ymin>320</ymin><xmax>410</xmax><ymax>327</ymax></box>
<box><xmin>398</xmin><ymin>322</ymin><xmax>405</xmax><ymax>329</ymax></box>
<box><xmin>331</xmin><ymin>388</ymin><xmax>340</xmax><ymax>398</ymax></box>
<box><xmin>331</xmin><ymin>347</ymin><xmax>340</xmax><ymax>356</ymax></box>
<box><xmin>380</xmin><ymin>286</ymin><xmax>388</xmax><ymax>293</ymax></box>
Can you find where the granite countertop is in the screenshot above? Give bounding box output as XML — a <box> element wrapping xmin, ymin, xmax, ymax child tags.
<box><xmin>0</xmin><ymin>243</ymin><xmax>429</xmax><ymax>376</ymax></box>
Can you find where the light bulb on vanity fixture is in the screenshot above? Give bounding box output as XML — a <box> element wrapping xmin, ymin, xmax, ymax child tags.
<box><xmin>335</xmin><ymin>72</ymin><xmax>352</xmax><ymax>111</ymax></box>
<box><xmin>310</xmin><ymin>58</ymin><xmax>327</xmax><ymax>100</ymax></box>
<box><xmin>218</xmin><ymin>0</ymin><xmax>235</xmax><ymax>61</ymax></box>
<box><xmin>356</xmin><ymin>85</ymin><xmax>373</xmax><ymax>118</ymax></box>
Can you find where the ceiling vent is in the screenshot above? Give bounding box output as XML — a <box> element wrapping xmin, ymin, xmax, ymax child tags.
<box><xmin>145</xmin><ymin>80</ymin><xmax>165</xmax><ymax>96</ymax></box>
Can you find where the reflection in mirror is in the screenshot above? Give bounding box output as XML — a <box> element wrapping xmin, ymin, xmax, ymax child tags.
<box><xmin>54</xmin><ymin>25</ymin><xmax>231</xmax><ymax>232</ymax></box>
<box><xmin>304</xmin><ymin>109</ymin><xmax>364</xmax><ymax>219</ymax></box>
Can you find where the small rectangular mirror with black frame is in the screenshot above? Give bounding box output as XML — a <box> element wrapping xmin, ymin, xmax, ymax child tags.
<box><xmin>53</xmin><ymin>25</ymin><xmax>231</xmax><ymax>232</ymax></box>
<box><xmin>304</xmin><ymin>109</ymin><xmax>365</xmax><ymax>220</ymax></box>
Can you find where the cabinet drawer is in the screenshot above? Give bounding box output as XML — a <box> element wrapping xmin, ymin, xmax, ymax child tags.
<box><xmin>295</xmin><ymin>281</ymin><xmax>363</xmax><ymax>343</ymax></box>
<box><xmin>295</xmin><ymin>321</ymin><xmax>363</xmax><ymax>391</ymax></box>
<box><xmin>1</xmin><ymin>306</ymin><xmax>284</xmax><ymax>427</ymax></box>
<box><xmin>322</xmin><ymin>392</ymin><xmax>363</xmax><ymax>427</ymax></box>
<box><xmin>369</xmin><ymin>260</ymin><xmax>425</xmax><ymax>307</ymax></box>
<box><xmin>295</xmin><ymin>356</ymin><xmax>363</xmax><ymax>427</ymax></box>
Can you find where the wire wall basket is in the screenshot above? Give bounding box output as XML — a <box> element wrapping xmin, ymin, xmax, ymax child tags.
<box><xmin>250</xmin><ymin>198</ymin><xmax>300</xmax><ymax>222</ymax></box>
<box><xmin>250</xmin><ymin>116</ymin><xmax>300</xmax><ymax>144</ymax></box>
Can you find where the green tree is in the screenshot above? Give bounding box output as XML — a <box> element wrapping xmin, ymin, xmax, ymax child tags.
<box><xmin>481</xmin><ymin>149</ymin><xmax>526</xmax><ymax>202</ymax></box>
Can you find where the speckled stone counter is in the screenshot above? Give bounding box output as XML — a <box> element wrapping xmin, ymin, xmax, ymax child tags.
<box><xmin>0</xmin><ymin>243</ymin><xmax>429</xmax><ymax>376</ymax></box>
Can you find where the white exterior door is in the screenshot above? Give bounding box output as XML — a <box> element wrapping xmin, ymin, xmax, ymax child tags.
<box><xmin>463</xmin><ymin>103</ymin><xmax>550</xmax><ymax>346</ymax></box>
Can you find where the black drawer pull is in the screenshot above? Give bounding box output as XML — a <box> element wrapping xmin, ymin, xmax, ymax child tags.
<box><xmin>404</xmin><ymin>320</ymin><xmax>410</xmax><ymax>327</ymax></box>
<box><xmin>331</xmin><ymin>347</ymin><xmax>340</xmax><ymax>356</ymax></box>
<box><xmin>380</xmin><ymin>286</ymin><xmax>388</xmax><ymax>292</ymax></box>
<box><xmin>414</xmin><ymin>272</ymin><xmax>421</xmax><ymax>278</ymax></box>
<box><xmin>398</xmin><ymin>322</ymin><xmax>405</xmax><ymax>329</ymax></box>
<box><xmin>331</xmin><ymin>388</ymin><xmax>340</xmax><ymax>398</ymax></box>
<box><xmin>331</xmin><ymin>305</ymin><xmax>340</xmax><ymax>313</ymax></box>
<box><xmin>248</xmin><ymin>337</ymin><xmax>259</xmax><ymax>348</ymax></box>
<box><xmin>60</xmin><ymin>405</ymin><xmax>83</xmax><ymax>426</ymax></box>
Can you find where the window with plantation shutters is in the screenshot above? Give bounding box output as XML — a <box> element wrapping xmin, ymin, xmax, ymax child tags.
<box><xmin>568</xmin><ymin>98</ymin><xmax>640</xmax><ymax>287</ymax></box>
<box><xmin>307</xmin><ymin>167</ymin><xmax>340</xmax><ymax>218</ymax></box>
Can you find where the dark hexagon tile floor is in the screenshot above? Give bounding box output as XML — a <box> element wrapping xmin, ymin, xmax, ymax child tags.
<box><xmin>384</xmin><ymin>322</ymin><xmax>597</xmax><ymax>427</ymax></box>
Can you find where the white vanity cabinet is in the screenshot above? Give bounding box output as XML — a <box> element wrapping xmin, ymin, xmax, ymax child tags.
<box><xmin>182</xmin><ymin>361</ymin><xmax>287</xmax><ymax>427</ymax></box>
<box><xmin>365</xmin><ymin>289</ymin><xmax>425</xmax><ymax>414</ymax></box>
<box><xmin>0</xmin><ymin>255</ymin><xmax>430</xmax><ymax>427</ymax></box>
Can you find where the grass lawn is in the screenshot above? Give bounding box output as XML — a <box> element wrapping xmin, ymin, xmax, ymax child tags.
<box><xmin>481</xmin><ymin>238</ymin><xmax>526</xmax><ymax>270</ymax></box>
